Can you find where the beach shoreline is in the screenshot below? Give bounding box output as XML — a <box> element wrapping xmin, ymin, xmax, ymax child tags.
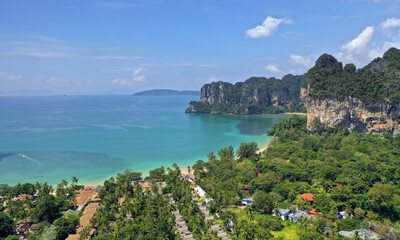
<box><xmin>81</xmin><ymin>138</ymin><xmax>271</xmax><ymax>186</ymax></box>
<box><xmin>256</xmin><ymin>139</ymin><xmax>272</xmax><ymax>154</ymax></box>
<box><xmin>83</xmin><ymin>140</ymin><xmax>274</xmax><ymax>187</ymax></box>
<box><xmin>283</xmin><ymin>112</ymin><xmax>307</xmax><ymax>116</ymax></box>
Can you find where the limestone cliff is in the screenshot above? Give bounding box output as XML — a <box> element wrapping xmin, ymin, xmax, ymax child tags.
<box><xmin>306</xmin><ymin>97</ymin><xmax>400</xmax><ymax>135</ymax></box>
<box><xmin>186</xmin><ymin>74</ymin><xmax>307</xmax><ymax>114</ymax></box>
<box><xmin>306</xmin><ymin>47</ymin><xmax>400</xmax><ymax>135</ymax></box>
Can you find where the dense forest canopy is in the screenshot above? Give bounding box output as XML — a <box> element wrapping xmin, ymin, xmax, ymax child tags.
<box><xmin>308</xmin><ymin>47</ymin><xmax>400</xmax><ymax>102</ymax></box>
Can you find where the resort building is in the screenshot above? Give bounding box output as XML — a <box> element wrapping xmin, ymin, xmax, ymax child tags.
<box><xmin>132</xmin><ymin>180</ymin><xmax>152</xmax><ymax>192</ymax></box>
<box><xmin>194</xmin><ymin>186</ymin><xmax>206</xmax><ymax>198</ymax></box>
<box><xmin>75</xmin><ymin>186</ymin><xmax>96</xmax><ymax>211</ymax></box>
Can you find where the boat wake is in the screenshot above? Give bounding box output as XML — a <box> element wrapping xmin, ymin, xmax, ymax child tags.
<box><xmin>19</xmin><ymin>154</ymin><xmax>42</xmax><ymax>166</ymax></box>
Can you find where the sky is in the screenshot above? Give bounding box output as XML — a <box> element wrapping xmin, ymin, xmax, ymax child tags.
<box><xmin>1</xmin><ymin>0</ymin><xmax>400</xmax><ymax>95</ymax></box>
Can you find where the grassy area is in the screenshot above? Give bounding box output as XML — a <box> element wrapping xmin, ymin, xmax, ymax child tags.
<box><xmin>271</xmin><ymin>221</ymin><xmax>299</xmax><ymax>240</ymax></box>
<box><xmin>41</xmin><ymin>209</ymin><xmax>80</xmax><ymax>240</ymax></box>
<box><xmin>63</xmin><ymin>209</ymin><xmax>79</xmax><ymax>217</ymax></box>
<box><xmin>228</xmin><ymin>207</ymin><xmax>300</xmax><ymax>239</ymax></box>
<box><xmin>41</xmin><ymin>225</ymin><xmax>56</xmax><ymax>240</ymax></box>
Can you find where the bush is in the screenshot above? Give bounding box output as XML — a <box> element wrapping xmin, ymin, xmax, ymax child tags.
<box><xmin>338</xmin><ymin>218</ymin><xmax>361</xmax><ymax>231</ymax></box>
<box><xmin>162</xmin><ymin>184</ymin><xmax>174</xmax><ymax>194</ymax></box>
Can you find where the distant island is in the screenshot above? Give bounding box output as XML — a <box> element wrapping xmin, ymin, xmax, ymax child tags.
<box><xmin>133</xmin><ymin>89</ymin><xmax>200</xmax><ymax>96</ymax></box>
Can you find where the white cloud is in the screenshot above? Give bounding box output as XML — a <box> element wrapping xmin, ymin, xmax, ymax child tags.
<box><xmin>3</xmin><ymin>39</ymin><xmax>77</xmax><ymax>59</ymax></box>
<box><xmin>379</xmin><ymin>18</ymin><xmax>400</xmax><ymax>36</ymax></box>
<box><xmin>0</xmin><ymin>71</ymin><xmax>22</xmax><ymax>81</ymax></box>
<box><xmin>112</xmin><ymin>68</ymin><xmax>146</xmax><ymax>86</ymax></box>
<box><xmin>91</xmin><ymin>55</ymin><xmax>144</xmax><ymax>60</ymax></box>
<box><xmin>289</xmin><ymin>54</ymin><xmax>312</xmax><ymax>68</ymax></box>
<box><xmin>337</xmin><ymin>26</ymin><xmax>375</xmax><ymax>64</ymax></box>
<box><xmin>341</xmin><ymin>26</ymin><xmax>375</xmax><ymax>55</ymax></box>
<box><xmin>336</xmin><ymin>18</ymin><xmax>400</xmax><ymax>66</ymax></box>
<box><xmin>132</xmin><ymin>68</ymin><xmax>146</xmax><ymax>82</ymax></box>
<box><xmin>5</xmin><ymin>49</ymin><xmax>77</xmax><ymax>58</ymax></box>
<box><xmin>380</xmin><ymin>17</ymin><xmax>400</xmax><ymax>30</ymax></box>
<box><xmin>111</xmin><ymin>78</ymin><xmax>131</xmax><ymax>86</ymax></box>
<box><xmin>265</xmin><ymin>64</ymin><xmax>281</xmax><ymax>73</ymax></box>
<box><xmin>245</xmin><ymin>16</ymin><xmax>292</xmax><ymax>39</ymax></box>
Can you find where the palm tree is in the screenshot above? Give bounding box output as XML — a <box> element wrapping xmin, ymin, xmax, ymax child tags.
<box><xmin>71</xmin><ymin>176</ymin><xmax>79</xmax><ymax>185</ymax></box>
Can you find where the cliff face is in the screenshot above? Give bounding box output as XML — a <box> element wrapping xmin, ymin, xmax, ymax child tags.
<box><xmin>306</xmin><ymin>97</ymin><xmax>400</xmax><ymax>135</ymax></box>
<box><xmin>306</xmin><ymin>47</ymin><xmax>400</xmax><ymax>135</ymax></box>
<box><xmin>186</xmin><ymin>74</ymin><xmax>307</xmax><ymax>114</ymax></box>
<box><xmin>200</xmin><ymin>81</ymin><xmax>232</xmax><ymax>104</ymax></box>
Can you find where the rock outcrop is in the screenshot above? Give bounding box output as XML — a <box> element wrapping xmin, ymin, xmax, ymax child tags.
<box><xmin>306</xmin><ymin>97</ymin><xmax>400</xmax><ymax>135</ymax></box>
<box><xmin>186</xmin><ymin>74</ymin><xmax>307</xmax><ymax>114</ymax></box>
<box><xmin>306</xmin><ymin>47</ymin><xmax>400</xmax><ymax>135</ymax></box>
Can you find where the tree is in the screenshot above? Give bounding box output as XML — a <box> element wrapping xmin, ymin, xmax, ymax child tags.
<box><xmin>192</xmin><ymin>160</ymin><xmax>206</xmax><ymax>179</ymax></box>
<box><xmin>56</xmin><ymin>179</ymin><xmax>68</xmax><ymax>198</ymax></box>
<box><xmin>314</xmin><ymin>194</ymin><xmax>336</xmax><ymax>218</ymax></box>
<box><xmin>252</xmin><ymin>174</ymin><xmax>278</xmax><ymax>192</ymax></box>
<box><xmin>54</xmin><ymin>214</ymin><xmax>80</xmax><ymax>240</ymax></box>
<box><xmin>299</xmin><ymin>231</ymin><xmax>324</xmax><ymax>240</ymax></box>
<box><xmin>218</xmin><ymin>146</ymin><xmax>234</xmax><ymax>162</ymax></box>
<box><xmin>38</xmin><ymin>182</ymin><xmax>53</xmax><ymax>198</ymax></box>
<box><xmin>253</xmin><ymin>191</ymin><xmax>275</xmax><ymax>214</ymax></box>
<box><xmin>367</xmin><ymin>183</ymin><xmax>393</xmax><ymax>212</ymax></box>
<box><xmin>33</xmin><ymin>195</ymin><xmax>61</xmax><ymax>223</ymax></box>
<box><xmin>71</xmin><ymin>176</ymin><xmax>79</xmax><ymax>185</ymax></box>
<box><xmin>236</xmin><ymin>142</ymin><xmax>259</xmax><ymax>161</ymax></box>
<box><xmin>0</xmin><ymin>212</ymin><xmax>13</xmax><ymax>238</ymax></box>
<box><xmin>145</xmin><ymin>166</ymin><xmax>165</xmax><ymax>181</ymax></box>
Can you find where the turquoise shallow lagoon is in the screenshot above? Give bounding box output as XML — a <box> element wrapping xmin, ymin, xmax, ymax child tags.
<box><xmin>0</xmin><ymin>95</ymin><xmax>291</xmax><ymax>185</ymax></box>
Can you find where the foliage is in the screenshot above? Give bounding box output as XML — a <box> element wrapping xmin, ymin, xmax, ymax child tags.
<box><xmin>298</xmin><ymin>231</ymin><xmax>324</xmax><ymax>240</ymax></box>
<box><xmin>86</xmin><ymin>169</ymin><xmax>177</xmax><ymax>240</ymax></box>
<box><xmin>368</xmin><ymin>183</ymin><xmax>394</xmax><ymax>213</ymax></box>
<box><xmin>33</xmin><ymin>195</ymin><xmax>63</xmax><ymax>223</ymax></box>
<box><xmin>252</xmin><ymin>191</ymin><xmax>276</xmax><ymax>214</ymax></box>
<box><xmin>0</xmin><ymin>212</ymin><xmax>14</xmax><ymax>239</ymax></box>
<box><xmin>236</xmin><ymin>142</ymin><xmax>259</xmax><ymax>161</ymax></box>
<box><xmin>145</xmin><ymin>166</ymin><xmax>166</xmax><ymax>181</ymax></box>
<box><xmin>308</xmin><ymin>47</ymin><xmax>400</xmax><ymax>103</ymax></box>
<box><xmin>54</xmin><ymin>214</ymin><xmax>80</xmax><ymax>240</ymax></box>
<box><xmin>338</xmin><ymin>217</ymin><xmax>361</xmax><ymax>231</ymax></box>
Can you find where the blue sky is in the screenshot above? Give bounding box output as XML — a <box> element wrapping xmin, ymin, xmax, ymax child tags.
<box><xmin>1</xmin><ymin>0</ymin><xmax>400</xmax><ymax>94</ymax></box>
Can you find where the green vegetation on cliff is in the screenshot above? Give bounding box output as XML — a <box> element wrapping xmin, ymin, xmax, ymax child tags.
<box><xmin>187</xmin><ymin>74</ymin><xmax>307</xmax><ymax>114</ymax></box>
<box><xmin>308</xmin><ymin>47</ymin><xmax>400</xmax><ymax>102</ymax></box>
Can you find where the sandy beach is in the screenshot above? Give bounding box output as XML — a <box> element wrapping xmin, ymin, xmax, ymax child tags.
<box><xmin>257</xmin><ymin>142</ymin><xmax>270</xmax><ymax>154</ymax></box>
<box><xmin>284</xmin><ymin>112</ymin><xmax>307</xmax><ymax>116</ymax></box>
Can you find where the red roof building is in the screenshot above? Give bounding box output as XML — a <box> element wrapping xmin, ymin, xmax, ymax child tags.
<box><xmin>308</xmin><ymin>209</ymin><xmax>320</xmax><ymax>215</ymax></box>
<box><xmin>301</xmin><ymin>193</ymin><xmax>315</xmax><ymax>204</ymax></box>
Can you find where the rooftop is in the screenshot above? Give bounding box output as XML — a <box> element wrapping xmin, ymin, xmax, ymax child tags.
<box><xmin>75</xmin><ymin>187</ymin><xmax>95</xmax><ymax>206</ymax></box>
<box><xmin>301</xmin><ymin>193</ymin><xmax>315</xmax><ymax>202</ymax></box>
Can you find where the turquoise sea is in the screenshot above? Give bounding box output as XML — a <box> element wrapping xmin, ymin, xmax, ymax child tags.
<box><xmin>0</xmin><ymin>95</ymin><xmax>291</xmax><ymax>186</ymax></box>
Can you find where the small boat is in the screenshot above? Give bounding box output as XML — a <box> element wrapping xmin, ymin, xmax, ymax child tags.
<box><xmin>18</xmin><ymin>153</ymin><xmax>23</xmax><ymax>157</ymax></box>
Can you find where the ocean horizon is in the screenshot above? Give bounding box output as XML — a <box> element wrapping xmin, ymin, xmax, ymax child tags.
<box><xmin>0</xmin><ymin>95</ymin><xmax>291</xmax><ymax>186</ymax></box>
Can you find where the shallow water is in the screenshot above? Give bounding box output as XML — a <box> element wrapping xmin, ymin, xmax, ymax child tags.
<box><xmin>0</xmin><ymin>95</ymin><xmax>291</xmax><ymax>185</ymax></box>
